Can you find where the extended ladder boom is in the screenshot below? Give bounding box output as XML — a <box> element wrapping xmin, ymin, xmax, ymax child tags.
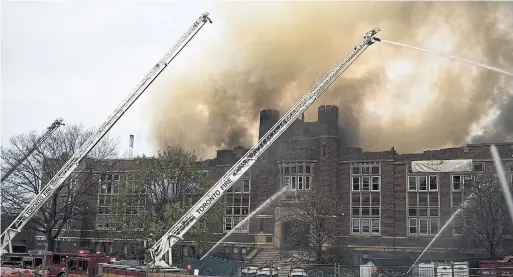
<box><xmin>150</xmin><ymin>28</ymin><xmax>381</xmax><ymax>266</ymax></box>
<box><xmin>0</xmin><ymin>12</ymin><xmax>212</xmax><ymax>254</ymax></box>
<box><xmin>1</xmin><ymin>119</ymin><xmax>64</xmax><ymax>183</ymax></box>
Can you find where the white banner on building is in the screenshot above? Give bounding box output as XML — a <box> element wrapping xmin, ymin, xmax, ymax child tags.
<box><xmin>411</xmin><ymin>159</ymin><xmax>473</xmax><ymax>173</ymax></box>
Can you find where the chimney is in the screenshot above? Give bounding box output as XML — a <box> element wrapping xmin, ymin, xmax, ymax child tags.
<box><xmin>128</xmin><ymin>135</ymin><xmax>135</xmax><ymax>158</ymax></box>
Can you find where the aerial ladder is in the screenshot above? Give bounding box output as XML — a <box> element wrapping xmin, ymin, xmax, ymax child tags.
<box><xmin>149</xmin><ymin>28</ymin><xmax>382</xmax><ymax>267</ymax></box>
<box><xmin>0</xmin><ymin>12</ymin><xmax>213</xmax><ymax>255</ymax></box>
<box><xmin>1</xmin><ymin>119</ymin><xmax>65</xmax><ymax>183</ymax></box>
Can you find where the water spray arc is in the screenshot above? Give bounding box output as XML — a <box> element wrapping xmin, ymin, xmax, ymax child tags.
<box><xmin>407</xmin><ymin>205</ymin><xmax>464</xmax><ymax>273</ymax></box>
<box><xmin>378</xmin><ymin>39</ymin><xmax>513</xmax><ymax>77</ymax></box>
<box><xmin>491</xmin><ymin>145</ymin><xmax>513</xmax><ymax>224</ymax></box>
<box><xmin>200</xmin><ymin>186</ymin><xmax>290</xmax><ymax>260</ymax></box>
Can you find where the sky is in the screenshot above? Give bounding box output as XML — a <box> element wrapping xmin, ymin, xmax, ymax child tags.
<box><xmin>1</xmin><ymin>0</ymin><xmax>218</xmax><ymax>157</ymax></box>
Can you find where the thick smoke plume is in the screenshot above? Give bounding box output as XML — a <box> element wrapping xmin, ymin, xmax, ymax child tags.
<box><xmin>149</xmin><ymin>2</ymin><xmax>513</xmax><ymax>158</ymax></box>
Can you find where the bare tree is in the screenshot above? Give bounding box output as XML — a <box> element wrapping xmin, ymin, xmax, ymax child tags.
<box><xmin>459</xmin><ymin>173</ymin><xmax>513</xmax><ymax>259</ymax></box>
<box><xmin>280</xmin><ymin>186</ymin><xmax>349</xmax><ymax>264</ymax></box>
<box><xmin>1</xmin><ymin>124</ymin><xmax>119</xmax><ymax>251</ymax></box>
<box><xmin>116</xmin><ymin>146</ymin><xmax>223</xmax><ymax>262</ymax></box>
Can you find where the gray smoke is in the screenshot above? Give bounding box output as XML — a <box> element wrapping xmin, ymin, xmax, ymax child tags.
<box><xmin>471</xmin><ymin>91</ymin><xmax>513</xmax><ymax>144</ymax></box>
<box><xmin>148</xmin><ymin>2</ymin><xmax>513</xmax><ymax>158</ymax></box>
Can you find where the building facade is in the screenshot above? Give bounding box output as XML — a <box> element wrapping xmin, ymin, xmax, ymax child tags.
<box><xmin>35</xmin><ymin>158</ymin><xmax>144</xmax><ymax>257</ymax></box>
<box><xmin>25</xmin><ymin>104</ymin><xmax>513</xmax><ymax>263</ymax></box>
<box><xmin>202</xmin><ymin>105</ymin><xmax>513</xmax><ymax>263</ymax></box>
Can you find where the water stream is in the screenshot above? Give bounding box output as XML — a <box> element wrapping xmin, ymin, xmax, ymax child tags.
<box><xmin>200</xmin><ymin>186</ymin><xmax>290</xmax><ymax>260</ymax></box>
<box><xmin>490</xmin><ymin>145</ymin><xmax>513</xmax><ymax>224</ymax></box>
<box><xmin>407</xmin><ymin>206</ymin><xmax>465</xmax><ymax>273</ymax></box>
<box><xmin>378</xmin><ymin>37</ymin><xmax>513</xmax><ymax>273</ymax></box>
<box><xmin>379</xmin><ymin>39</ymin><xmax>513</xmax><ymax>77</ymax></box>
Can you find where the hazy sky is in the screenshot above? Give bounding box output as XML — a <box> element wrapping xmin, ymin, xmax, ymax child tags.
<box><xmin>1</xmin><ymin>0</ymin><xmax>218</xmax><ymax>156</ymax></box>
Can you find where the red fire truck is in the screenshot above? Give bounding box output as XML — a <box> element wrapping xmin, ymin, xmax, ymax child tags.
<box><xmin>1</xmin><ymin>250</ymin><xmax>117</xmax><ymax>277</ymax></box>
<box><xmin>480</xmin><ymin>256</ymin><xmax>513</xmax><ymax>277</ymax></box>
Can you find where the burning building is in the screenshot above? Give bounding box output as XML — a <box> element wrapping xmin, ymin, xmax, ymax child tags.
<box><xmin>32</xmin><ymin>105</ymin><xmax>513</xmax><ymax>266</ymax></box>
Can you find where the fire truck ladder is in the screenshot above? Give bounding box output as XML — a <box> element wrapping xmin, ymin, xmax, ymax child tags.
<box><xmin>150</xmin><ymin>28</ymin><xmax>381</xmax><ymax>267</ymax></box>
<box><xmin>1</xmin><ymin>119</ymin><xmax>65</xmax><ymax>183</ymax></box>
<box><xmin>0</xmin><ymin>12</ymin><xmax>213</xmax><ymax>255</ymax></box>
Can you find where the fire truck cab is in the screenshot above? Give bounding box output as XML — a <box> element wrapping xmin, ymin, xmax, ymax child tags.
<box><xmin>48</xmin><ymin>250</ymin><xmax>116</xmax><ymax>277</ymax></box>
<box><xmin>1</xmin><ymin>250</ymin><xmax>116</xmax><ymax>277</ymax></box>
<box><xmin>1</xmin><ymin>251</ymin><xmax>44</xmax><ymax>269</ymax></box>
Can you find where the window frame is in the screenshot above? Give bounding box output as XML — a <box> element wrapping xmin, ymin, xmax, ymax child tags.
<box><xmin>351</xmin><ymin>218</ymin><xmax>360</xmax><ymax>234</ymax></box>
<box><xmin>419</xmin><ymin>218</ymin><xmax>429</xmax><ymax>235</ymax></box>
<box><xmin>418</xmin><ymin>176</ymin><xmax>428</xmax><ymax>191</ymax></box>
<box><xmin>408</xmin><ymin>216</ymin><xmax>439</xmax><ymax>236</ymax></box>
<box><xmin>352</xmin><ymin>177</ymin><xmax>360</xmax><ymax>192</ymax></box>
<box><xmin>408</xmin><ymin>176</ymin><xmax>417</xmax><ymax>191</ymax></box>
<box><xmin>351</xmin><ymin>162</ymin><xmax>381</xmax><ymax>236</ymax></box>
<box><xmin>280</xmin><ymin>163</ymin><xmax>313</xmax><ymax>191</ymax></box>
<box><xmin>429</xmin><ymin>176</ymin><xmax>438</xmax><ymax>191</ymax></box>
<box><xmin>371</xmin><ymin>176</ymin><xmax>380</xmax><ymax>191</ymax></box>
<box><xmin>224</xmin><ymin>170</ymin><xmax>251</xmax><ymax>233</ymax></box>
<box><xmin>452</xmin><ymin>175</ymin><xmax>463</xmax><ymax>191</ymax></box>
<box><xmin>473</xmin><ymin>162</ymin><xmax>484</xmax><ymax>173</ymax></box>
<box><xmin>407</xmin><ymin>170</ymin><xmax>439</xmax><ymax>237</ymax></box>
<box><xmin>409</xmin><ymin>175</ymin><xmax>438</xmax><ymax>192</ymax></box>
<box><xmin>408</xmin><ymin>218</ymin><xmax>417</xmax><ymax>235</ymax></box>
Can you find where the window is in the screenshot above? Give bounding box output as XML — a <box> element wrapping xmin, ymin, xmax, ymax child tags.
<box><xmin>351</xmin><ymin>163</ymin><xmax>381</xmax><ymax>235</ymax></box>
<box><xmin>96</xmin><ymin>215</ymin><xmax>116</xmax><ymax>230</ymax></box>
<box><xmin>409</xmin><ymin>175</ymin><xmax>438</xmax><ymax>192</ymax></box>
<box><xmin>451</xmin><ymin>174</ymin><xmax>471</xmax><ymax>192</ymax></box>
<box><xmin>452</xmin><ymin>176</ymin><xmax>462</xmax><ymax>191</ymax></box>
<box><xmin>96</xmin><ymin>172</ymin><xmax>144</xmax><ymax>230</ymax></box>
<box><xmin>407</xmin><ymin>171</ymin><xmax>439</xmax><ymax>236</ymax></box>
<box><xmin>419</xmin><ymin>218</ymin><xmax>428</xmax><ymax>235</ymax></box>
<box><xmin>408</xmin><ymin>218</ymin><xmax>417</xmax><ymax>234</ymax></box>
<box><xmin>361</xmin><ymin>219</ymin><xmax>370</xmax><ymax>233</ymax></box>
<box><xmin>372</xmin><ymin>177</ymin><xmax>380</xmax><ymax>191</ymax></box>
<box><xmin>99</xmin><ymin>174</ymin><xmax>120</xmax><ymax>194</ymax></box>
<box><xmin>280</xmin><ymin>163</ymin><xmax>313</xmax><ymax>190</ymax></box>
<box><xmin>352</xmin><ymin>164</ymin><xmax>380</xmax><ymax>192</ymax></box>
<box><xmin>67</xmin><ymin>259</ymin><xmax>77</xmax><ymax>271</ymax></box>
<box><xmin>408</xmin><ymin>207</ymin><xmax>438</xmax><ymax>235</ymax></box>
<box><xmin>408</xmin><ymin>176</ymin><xmax>417</xmax><ymax>191</ymax></box>
<box><xmin>52</xmin><ymin>255</ymin><xmax>63</xmax><ymax>264</ymax></box>
<box><xmin>78</xmin><ymin>260</ymin><xmax>89</xmax><ymax>271</ymax></box>
<box><xmin>430</xmin><ymin>219</ymin><xmax>439</xmax><ymax>235</ymax></box>
<box><xmin>451</xmin><ymin>174</ymin><xmax>471</xmax><ymax>236</ymax></box>
<box><xmin>352</xmin><ymin>218</ymin><xmax>360</xmax><ymax>233</ymax></box>
<box><xmin>224</xmin><ymin>170</ymin><xmax>250</xmax><ymax>233</ymax></box>
<box><xmin>241</xmin><ymin>247</ymin><xmax>247</xmax><ymax>259</ymax></box>
<box><xmin>473</xmin><ymin>162</ymin><xmax>484</xmax><ymax>173</ymax></box>
<box><xmin>429</xmin><ymin>176</ymin><xmax>438</xmax><ymax>191</ymax></box>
